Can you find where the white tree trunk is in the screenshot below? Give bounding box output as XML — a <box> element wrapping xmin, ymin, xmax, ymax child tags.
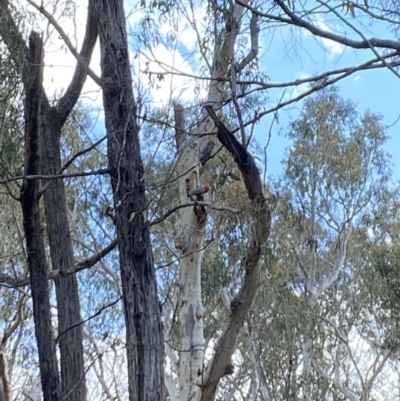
<box><xmin>172</xmin><ymin>2</ymin><xmax>258</xmax><ymax>399</ymax></box>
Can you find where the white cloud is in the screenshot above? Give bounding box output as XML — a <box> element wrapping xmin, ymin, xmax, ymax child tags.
<box><xmin>28</xmin><ymin>0</ymin><xmax>207</xmax><ymax>108</ymax></box>
<box><xmin>314</xmin><ymin>17</ymin><xmax>344</xmax><ymax>59</ymax></box>
<box><xmin>25</xmin><ymin>1</ymin><xmax>102</xmax><ymax>105</ymax></box>
<box><xmin>138</xmin><ymin>44</ymin><xmax>207</xmax><ymax>105</ymax></box>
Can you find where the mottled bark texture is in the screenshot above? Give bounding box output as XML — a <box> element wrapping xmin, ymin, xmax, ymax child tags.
<box><xmin>169</xmin><ymin>3</ymin><xmax>257</xmax><ymax>399</ymax></box>
<box><xmin>21</xmin><ymin>32</ymin><xmax>61</xmax><ymax>401</ymax></box>
<box><xmin>92</xmin><ymin>1</ymin><xmax>164</xmax><ymax>400</ymax></box>
<box><xmin>173</xmin><ymin>104</ymin><xmax>207</xmax><ymax>401</ymax></box>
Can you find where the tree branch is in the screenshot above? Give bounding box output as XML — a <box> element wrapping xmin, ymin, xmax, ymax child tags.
<box><xmin>25</xmin><ymin>0</ymin><xmax>102</xmax><ymax>89</ymax></box>
<box><xmin>0</xmin><ymin>168</ymin><xmax>110</xmax><ymax>186</ymax></box>
<box><xmin>235</xmin><ymin>12</ymin><xmax>259</xmax><ymax>73</ymax></box>
<box><xmin>238</xmin><ymin>0</ymin><xmax>400</xmax><ymax>52</ymax></box>
<box><xmin>0</xmin><ymin>198</ymin><xmax>237</xmax><ymax>289</ymax></box>
<box><xmin>202</xmin><ymin>105</ymin><xmax>271</xmax><ymax>399</ymax></box>
<box><xmin>55</xmin><ymin>0</ymin><xmax>100</xmax><ymax>124</ymax></box>
<box><xmin>174</xmin><ymin>103</ymin><xmax>186</xmax><ymax>151</ymax></box>
<box><xmin>0</xmin><ymin>0</ymin><xmax>29</xmax><ymax>73</ymax></box>
<box><xmin>0</xmin><ymin>239</ymin><xmax>117</xmax><ymax>288</ymax></box>
<box><xmin>59</xmin><ymin>136</ymin><xmax>107</xmax><ymax>174</ymax></box>
<box><xmin>149</xmin><ymin>202</ymin><xmax>239</xmax><ymax>227</ymax></box>
<box><xmin>55</xmin><ymin>296</ymin><xmax>122</xmax><ymax>343</ymax></box>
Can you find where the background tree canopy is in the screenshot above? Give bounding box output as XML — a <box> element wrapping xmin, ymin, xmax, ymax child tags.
<box><xmin>0</xmin><ymin>1</ymin><xmax>400</xmax><ymax>401</ymax></box>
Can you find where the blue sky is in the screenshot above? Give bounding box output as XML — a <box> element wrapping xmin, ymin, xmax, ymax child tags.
<box><xmin>254</xmin><ymin>11</ymin><xmax>400</xmax><ymax>181</ymax></box>
<box><xmin>124</xmin><ymin>2</ymin><xmax>400</xmax><ymax>183</ymax></box>
<box><xmin>36</xmin><ymin>1</ymin><xmax>400</xmax><ymax>183</ymax></box>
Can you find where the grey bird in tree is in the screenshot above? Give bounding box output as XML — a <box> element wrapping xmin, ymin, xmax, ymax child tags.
<box><xmin>200</xmin><ymin>141</ymin><xmax>215</xmax><ymax>166</ymax></box>
<box><xmin>187</xmin><ymin>183</ymin><xmax>211</xmax><ymax>201</ymax></box>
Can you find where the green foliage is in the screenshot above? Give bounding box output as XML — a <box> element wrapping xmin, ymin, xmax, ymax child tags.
<box><xmin>240</xmin><ymin>87</ymin><xmax>400</xmax><ymax>400</ymax></box>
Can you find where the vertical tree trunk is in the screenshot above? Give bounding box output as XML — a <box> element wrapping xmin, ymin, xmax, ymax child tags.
<box><xmin>92</xmin><ymin>1</ymin><xmax>164</xmax><ymax>400</ymax></box>
<box><xmin>21</xmin><ymin>31</ymin><xmax>60</xmax><ymax>401</ymax></box>
<box><xmin>173</xmin><ymin>105</ymin><xmax>207</xmax><ymax>401</ymax></box>
<box><xmin>0</xmin><ymin>353</ymin><xmax>8</xmax><ymax>401</ymax></box>
<box><xmin>39</xmin><ymin>5</ymin><xmax>98</xmax><ymax>399</ymax></box>
<box><xmin>0</xmin><ymin>3</ymin><xmax>98</xmax><ymax>399</ymax></box>
<box><xmin>41</xmin><ymin>109</ymin><xmax>86</xmax><ymax>401</ymax></box>
<box><xmin>172</xmin><ymin>3</ymin><xmax>255</xmax><ymax>400</ymax></box>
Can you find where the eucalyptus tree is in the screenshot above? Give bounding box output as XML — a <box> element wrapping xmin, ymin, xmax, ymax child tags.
<box><xmin>0</xmin><ymin>54</ymin><xmax>26</xmax><ymax>401</ymax></box>
<box><xmin>243</xmin><ymin>87</ymin><xmax>398</xmax><ymax>401</ymax></box>
<box><xmin>3</xmin><ymin>0</ymin><xmax>400</xmax><ymax>401</ymax></box>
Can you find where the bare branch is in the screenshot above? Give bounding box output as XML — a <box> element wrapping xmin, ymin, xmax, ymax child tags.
<box><xmin>235</xmin><ymin>13</ymin><xmax>259</xmax><ymax>73</ymax></box>
<box><xmin>244</xmin><ymin>324</ymin><xmax>273</xmax><ymax>401</ymax></box>
<box><xmin>174</xmin><ymin>104</ymin><xmax>186</xmax><ymax>151</ymax></box>
<box><xmin>2</xmin><ymin>292</ymin><xmax>27</xmax><ymax>344</ymax></box>
<box><xmin>59</xmin><ymin>136</ymin><xmax>107</xmax><ymax>174</ymax></box>
<box><xmin>313</xmin><ymin>363</ymin><xmax>359</xmax><ymax>401</ymax></box>
<box><xmin>56</xmin><ymin>0</ymin><xmax>100</xmax><ymax>124</ymax></box>
<box><xmin>55</xmin><ymin>296</ymin><xmax>122</xmax><ymax>343</ymax></box>
<box><xmin>238</xmin><ymin>0</ymin><xmax>400</xmax><ymax>52</ymax></box>
<box><xmin>0</xmin><ymin>169</ymin><xmax>109</xmax><ymax>186</ymax></box>
<box><xmin>149</xmin><ymin>202</ymin><xmax>239</xmax><ymax>227</ymax></box>
<box><xmin>0</xmin><ymin>239</ymin><xmax>117</xmax><ymax>287</ymax></box>
<box><xmin>25</xmin><ymin>0</ymin><xmax>102</xmax><ymax>88</ymax></box>
<box><xmin>364</xmin><ymin>348</ymin><xmax>393</xmax><ymax>393</ymax></box>
<box><xmin>202</xmin><ymin>105</ymin><xmax>271</xmax><ymax>399</ymax></box>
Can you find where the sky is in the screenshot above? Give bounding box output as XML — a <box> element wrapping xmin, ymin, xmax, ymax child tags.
<box><xmin>257</xmin><ymin>16</ymin><xmax>400</xmax><ymax>182</ymax></box>
<box><xmin>12</xmin><ymin>2</ymin><xmax>400</xmax><ymax>395</ymax></box>
<box><xmin>35</xmin><ymin>0</ymin><xmax>400</xmax><ymax>182</ymax></box>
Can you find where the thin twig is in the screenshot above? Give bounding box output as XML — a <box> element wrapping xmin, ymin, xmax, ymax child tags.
<box><xmin>0</xmin><ymin>169</ymin><xmax>110</xmax><ymax>185</ymax></box>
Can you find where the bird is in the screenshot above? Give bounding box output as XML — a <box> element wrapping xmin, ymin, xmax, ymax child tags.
<box><xmin>200</xmin><ymin>141</ymin><xmax>215</xmax><ymax>166</ymax></box>
<box><xmin>187</xmin><ymin>183</ymin><xmax>211</xmax><ymax>201</ymax></box>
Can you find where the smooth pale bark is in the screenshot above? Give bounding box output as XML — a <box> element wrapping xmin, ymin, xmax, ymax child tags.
<box><xmin>92</xmin><ymin>1</ymin><xmax>164</xmax><ymax>400</ymax></box>
<box><xmin>174</xmin><ymin>104</ymin><xmax>207</xmax><ymax>401</ymax></box>
<box><xmin>21</xmin><ymin>31</ymin><xmax>61</xmax><ymax>401</ymax></box>
<box><xmin>172</xmin><ymin>2</ymin><xmax>257</xmax><ymax>400</ymax></box>
<box><xmin>244</xmin><ymin>327</ymin><xmax>272</xmax><ymax>401</ymax></box>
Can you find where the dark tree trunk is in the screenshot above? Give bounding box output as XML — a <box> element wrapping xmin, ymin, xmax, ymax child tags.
<box><xmin>92</xmin><ymin>1</ymin><xmax>164</xmax><ymax>400</ymax></box>
<box><xmin>41</xmin><ymin>108</ymin><xmax>86</xmax><ymax>401</ymax></box>
<box><xmin>39</xmin><ymin>5</ymin><xmax>98</xmax><ymax>400</ymax></box>
<box><xmin>21</xmin><ymin>31</ymin><xmax>60</xmax><ymax>401</ymax></box>
<box><xmin>1</xmin><ymin>2</ymin><xmax>97</xmax><ymax>400</ymax></box>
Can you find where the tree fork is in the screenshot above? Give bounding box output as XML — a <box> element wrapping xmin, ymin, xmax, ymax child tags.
<box><xmin>21</xmin><ymin>31</ymin><xmax>61</xmax><ymax>401</ymax></box>
<box><xmin>39</xmin><ymin>3</ymin><xmax>99</xmax><ymax>399</ymax></box>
